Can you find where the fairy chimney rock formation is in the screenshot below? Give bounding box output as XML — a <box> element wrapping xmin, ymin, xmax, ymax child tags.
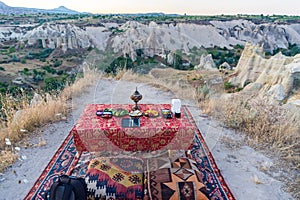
<box><xmin>230</xmin><ymin>43</ymin><xmax>300</xmax><ymax>103</ymax></box>
<box><xmin>195</xmin><ymin>54</ymin><xmax>217</xmax><ymax>70</ymax></box>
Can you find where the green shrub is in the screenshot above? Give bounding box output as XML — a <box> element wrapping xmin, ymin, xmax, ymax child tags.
<box><xmin>23</xmin><ymin>68</ymin><xmax>32</xmax><ymax>76</ymax></box>
<box><xmin>43</xmin><ymin>77</ymin><xmax>63</xmax><ymax>92</ymax></box>
<box><xmin>32</xmin><ymin>69</ymin><xmax>45</xmax><ymax>82</ymax></box>
<box><xmin>197</xmin><ymin>84</ymin><xmax>210</xmax><ymax>100</ymax></box>
<box><xmin>9</xmin><ymin>46</ymin><xmax>15</xmax><ymax>53</ymax></box>
<box><xmin>270</xmin><ymin>43</ymin><xmax>300</xmax><ymax>57</ymax></box>
<box><xmin>20</xmin><ymin>58</ymin><xmax>26</xmax><ymax>64</ymax></box>
<box><xmin>26</xmin><ymin>48</ymin><xmax>54</xmax><ymax>60</ymax></box>
<box><xmin>206</xmin><ymin>45</ymin><xmax>243</xmax><ymax>68</ymax></box>
<box><xmin>224</xmin><ymin>81</ymin><xmax>234</xmax><ymax>90</ymax></box>
<box><xmin>105</xmin><ymin>56</ymin><xmax>133</xmax><ymax>74</ymax></box>
<box><xmin>42</xmin><ymin>65</ymin><xmax>56</xmax><ymax>74</ymax></box>
<box><xmin>53</xmin><ymin>59</ymin><xmax>62</xmax><ymax>67</ymax></box>
<box><xmin>10</xmin><ymin>55</ymin><xmax>20</xmax><ymax>62</ymax></box>
<box><xmin>56</xmin><ymin>70</ymin><xmax>64</xmax><ymax>75</ymax></box>
<box><xmin>235</xmin><ymin>87</ymin><xmax>243</xmax><ymax>92</ymax></box>
<box><xmin>0</xmin><ymin>82</ymin><xmax>8</xmax><ymax>94</ymax></box>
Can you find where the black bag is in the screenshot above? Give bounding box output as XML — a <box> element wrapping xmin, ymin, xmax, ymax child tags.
<box><xmin>48</xmin><ymin>175</ymin><xmax>87</xmax><ymax>200</ymax></box>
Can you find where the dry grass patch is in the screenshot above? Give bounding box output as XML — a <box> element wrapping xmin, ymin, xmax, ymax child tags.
<box><xmin>1</xmin><ymin>59</ymin><xmax>47</xmax><ymax>74</ymax></box>
<box><xmin>0</xmin><ymin>92</ymin><xmax>68</xmax><ymax>152</ymax></box>
<box><xmin>0</xmin><ymin>69</ymin><xmax>99</xmax><ymax>172</ymax></box>
<box><xmin>220</xmin><ymin>136</ymin><xmax>242</xmax><ymax>150</ymax></box>
<box><xmin>61</xmin><ymin>70</ymin><xmax>99</xmax><ymax>99</ymax></box>
<box><xmin>204</xmin><ymin>93</ymin><xmax>300</xmax><ymax>198</ymax></box>
<box><xmin>212</xmin><ymin>94</ymin><xmax>300</xmax><ymax>166</ymax></box>
<box><xmin>118</xmin><ymin>68</ymin><xmax>202</xmax><ymax>100</ymax></box>
<box><xmin>0</xmin><ymin>150</ymin><xmax>18</xmax><ymax>172</ymax></box>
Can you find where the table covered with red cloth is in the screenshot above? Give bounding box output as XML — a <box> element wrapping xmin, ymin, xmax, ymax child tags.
<box><xmin>72</xmin><ymin>104</ymin><xmax>195</xmax><ymax>152</ymax></box>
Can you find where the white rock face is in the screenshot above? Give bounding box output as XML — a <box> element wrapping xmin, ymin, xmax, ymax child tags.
<box><xmin>210</xmin><ymin>20</ymin><xmax>297</xmax><ymax>51</ymax></box>
<box><xmin>0</xmin><ymin>26</ymin><xmax>25</xmax><ymax>41</ymax></box>
<box><xmin>266</xmin><ymin>84</ymin><xmax>286</xmax><ymax>101</ymax></box>
<box><xmin>219</xmin><ymin>62</ymin><xmax>231</xmax><ymax>70</ymax></box>
<box><xmin>108</xmin><ymin>20</ymin><xmax>300</xmax><ymax>58</ymax></box>
<box><xmin>229</xmin><ymin>43</ymin><xmax>300</xmax><ymax>103</ymax></box>
<box><xmin>30</xmin><ymin>93</ymin><xmax>42</xmax><ymax>106</ymax></box>
<box><xmin>167</xmin><ymin>53</ymin><xmax>174</xmax><ymax>65</ymax></box>
<box><xmin>287</xmin><ymin>99</ymin><xmax>300</xmax><ymax>106</ymax></box>
<box><xmin>22</xmin><ymin>23</ymin><xmax>92</xmax><ymax>50</ymax></box>
<box><xmin>1</xmin><ymin>19</ymin><xmax>300</xmax><ymax>55</ymax></box>
<box><xmin>85</xmin><ymin>27</ymin><xmax>110</xmax><ymax>51</ymax></box>
<box><xmin>195</xmin><ymin>54</ymin><xmax>217</xmax><ymax>70</ymax></box>
<box><xmin>243</xmin><ymin>82</ymin><xmax>263</xmax><ymax>92</ymax></box>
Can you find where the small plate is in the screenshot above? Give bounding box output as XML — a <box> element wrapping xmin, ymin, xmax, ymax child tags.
<box><xmin>96</xmin><ymin>110</ymin><xmax>103</xmax><ymax>116</ymax></box>
<box><xmin>144</xmin><ymin>109</ymin><xmax>159</xmax><ymax>118</ymax></box>
<box><xmin>129</xmin><ymin>110</ymin><xmax>143</xmax><ymax>117</ymax></box>
<box><xmin>161</xmin><ymin>109</ymin><xmax>172</xmax><ymax>118</ymax></box>
<box><xmin>101</xmin><ymin>111</ymin><xmax>113</xmax><ymax>118</ymax></box>
<box><xmin>112</xmin><ymin>108</ymin><xmax>129</xmax><ymax>117</ymax></box>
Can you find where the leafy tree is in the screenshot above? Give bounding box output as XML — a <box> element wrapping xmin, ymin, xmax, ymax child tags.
<box><xmin>43</xmin><ymin>77</ymin><xmax>63</xmax><ymax>92</ymax></box>
<box><xmin>9</xmin><ymin>46</ymin><xmax>15</xmax><ymax>53</ymax></box>
<box><xmin>0</xmin><ymin>82</ymin><xmax>8</xmax><ymax>94</ymax></box>
<box><xmin>105</xmin><ymin>56</ymin><xmax>133</xmax><ymax>74</ymax></box>
<box><xmin>136</xmin><ymin>49</ymin><xmax>143</xmax><ymax>57</ymax></box>
<box><xmin>172</xmin><ymin>53</ymin><xmax>183</xmax><ymax>69</ymax></box>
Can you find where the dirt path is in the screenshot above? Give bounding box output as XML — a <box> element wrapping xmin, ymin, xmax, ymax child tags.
<box><xmin>0</xmin><ymin>79</ymin><xmax>293</xmax><ymax>200</ymax></box>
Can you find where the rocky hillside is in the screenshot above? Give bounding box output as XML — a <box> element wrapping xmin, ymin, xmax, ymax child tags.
<box><xmin>229</xmin><ymin>43</ymin><xmax>300</xmax><ymax>105</ymax></box>
<box><xmin>22</xmin><ymin>23</ymin><xmax>93</xmax><ymax>51</ymax></box>
<box><xmin>0</xmin><ymin>17</ymin><xmax>300</xmax><ymax>106</ymax></box>
<box><xmin>1</xmin><ymin>19</ymin><xmax>300</xmax><ymax>59</ymax></box>
<box><xmin>111</xmin><ymin>20</ymin><xmax>300</xmax><ymax>58</ymax></box>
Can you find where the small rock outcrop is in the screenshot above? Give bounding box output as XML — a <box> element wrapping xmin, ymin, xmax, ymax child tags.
<box><xmin>30</xmin><ymin>93</ymin><xmax>42</xmax><ymax>106</ymax></box>
<box><xmin>195</xmin><ymin>54</ymin><xmax>217</xmax><ymax>70</ymax></box>
<box><xmin>219</xmin><ymin>62</ymin><xmax>232</xmax><ymax>70</ymax></box>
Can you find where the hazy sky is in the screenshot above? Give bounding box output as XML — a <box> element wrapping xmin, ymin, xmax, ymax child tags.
<box><xmin>2</xmin><ymin>0</ymin><xmax>300</xmax><ymax>15</ymax></box>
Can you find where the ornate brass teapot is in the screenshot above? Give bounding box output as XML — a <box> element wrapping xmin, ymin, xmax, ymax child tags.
<box><xmin>130</xmin><ymin>87</ymin><xmax>142</xmax><ymax>110</ymax></box>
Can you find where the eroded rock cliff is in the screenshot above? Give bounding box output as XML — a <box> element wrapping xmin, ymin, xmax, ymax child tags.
<box><xmin>1</xmin><ymin>19</ymin><xmax>300</xmax><ymax>56</ymax></box>
<box><xmin>22</xmin><ymin>23</ymin><xmax>92</xmax><ymax>51</ymax></box>
<box><xmin>229</xmin><ymin>43</ymin><xmax>300</xmax><ymax>104</ymax></box>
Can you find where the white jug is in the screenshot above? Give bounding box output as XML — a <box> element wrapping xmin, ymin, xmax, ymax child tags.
<box><xmin>171</xmin><ymin>99</ymin><xmax>181</xmax><ymax>114</ymax></box>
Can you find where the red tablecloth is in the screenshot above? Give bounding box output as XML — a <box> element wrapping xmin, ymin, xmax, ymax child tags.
<box><xmin>72</xmin><ymin>104</ymin><xmax>195</xmax><ymax>152</ymax></box>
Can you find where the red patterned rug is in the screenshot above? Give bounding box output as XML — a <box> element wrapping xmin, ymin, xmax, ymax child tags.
<box><xmin>24</xmin><ymin>131</ymin><xmax>80</xmax><ymax>200</ymax></box>
<box><xmin>24</xmin><ymin>106</ymin><xmax>235</xmax><ymax>200</ymax></box>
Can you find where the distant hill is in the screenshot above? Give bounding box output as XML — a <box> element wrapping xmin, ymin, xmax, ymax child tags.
<box><xmin>0</xmin><ymin>1</ymin><xmax>81</xmax><ymax>15</ymax></box>
<box><xmin>115</xmin><ymin>12</ymin><xmax>180</xmax><ymax>17</ymax></box>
